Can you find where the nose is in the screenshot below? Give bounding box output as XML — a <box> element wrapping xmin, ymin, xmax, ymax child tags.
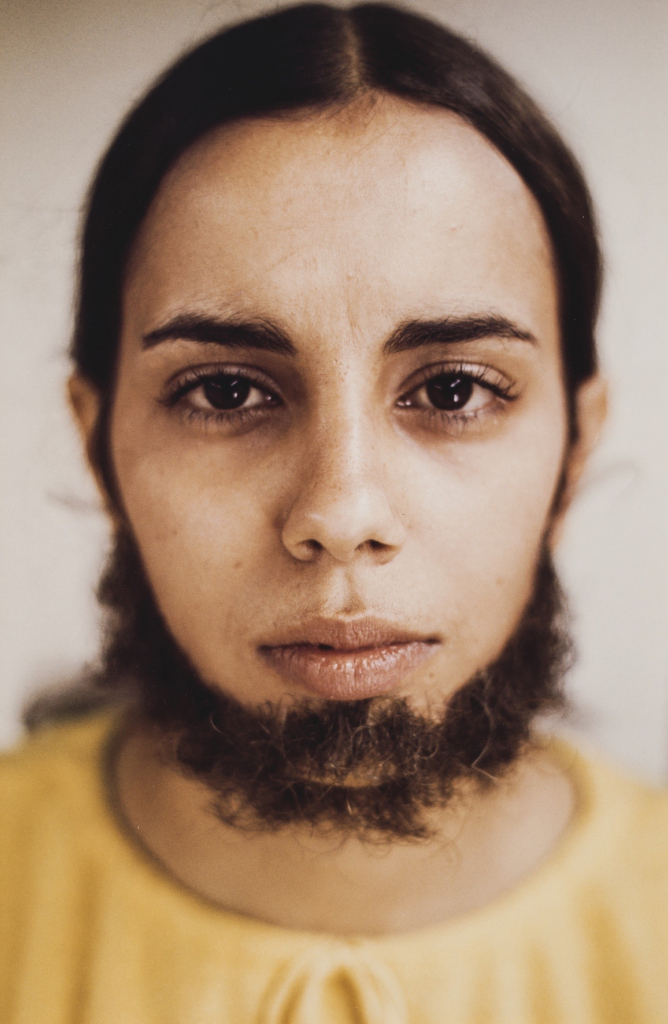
<box><xmin>281</xmin><ymin>419</ymin><xmax>406</xmax><ymax>565</ymax></box>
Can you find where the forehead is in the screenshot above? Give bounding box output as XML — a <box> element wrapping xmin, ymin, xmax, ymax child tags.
<box><xmin>125</xmin><ymin>96</ymin><xmax>557</xmax><ymax>342</ymax></box>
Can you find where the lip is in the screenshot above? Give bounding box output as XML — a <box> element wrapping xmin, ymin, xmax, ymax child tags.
<box><xmin>259</xmin><ymin>618</ymin><xmax>441</xmax><ymax>700</ymax></box>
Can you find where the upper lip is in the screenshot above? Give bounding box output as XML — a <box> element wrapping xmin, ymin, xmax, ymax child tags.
<box><xmin>259</xmin><ymin>617</ymin><xmax>440</xmax><ymax>652</ymax></box>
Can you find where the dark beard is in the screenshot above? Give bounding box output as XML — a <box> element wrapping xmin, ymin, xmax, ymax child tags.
<box><xmin>85</xmin><ymin>528</ymin><xmax>574</xmax><ymax>841</ymax></box>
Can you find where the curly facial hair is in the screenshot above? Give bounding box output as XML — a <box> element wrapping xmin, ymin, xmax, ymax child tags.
<box><xmin>89</xmin><ymin>526</ymin><xmax>573</xmax><ymax>842</ymax></box>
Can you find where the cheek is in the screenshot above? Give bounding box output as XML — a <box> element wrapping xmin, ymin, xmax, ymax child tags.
<box><xmin>408</xmin><ymin>408</ymin><xmax>566</xmax><ymax>657</ymax></box>
<box><xmin>110</xmin><ymin>407</ymin><xmax>277</xmax><ymax>641</ymax></box>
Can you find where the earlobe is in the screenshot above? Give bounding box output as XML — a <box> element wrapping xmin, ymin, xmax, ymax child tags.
<box><xmin>548</xmin><ymin>374</ymin><xmax>609</xmax><ymax>549</ymax></box>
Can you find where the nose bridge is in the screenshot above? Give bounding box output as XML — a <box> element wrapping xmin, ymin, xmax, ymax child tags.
<box><xmin>303</xmin><ymin>392</ymin><xmax>382</xmax><ymax>524</ymax></box>
<box><xmin>281</xmin><ymin>386</ymin><xmax>405</xmax><ymax>563</ymax></box>
<box><xmin>311</xmin><ymin>389</ymin><xmax>370</xmax><ymax>486</ymax></box>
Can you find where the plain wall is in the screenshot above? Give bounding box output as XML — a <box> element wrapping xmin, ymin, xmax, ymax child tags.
<box><xmin>1</xmin><ymin>0</ymin><xmax>667</xmax><ymax>778</ymax></box>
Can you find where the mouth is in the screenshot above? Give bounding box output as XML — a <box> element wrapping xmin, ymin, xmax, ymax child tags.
<box><xmin>258</xmin><ymin>618</ymin><xmax>441</xmax><ymax>700</ymax></box>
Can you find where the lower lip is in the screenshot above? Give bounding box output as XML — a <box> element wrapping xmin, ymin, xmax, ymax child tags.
<box><xmin>259</xmin><ymin>641</ymin><xmax>439</xmax><ymax>700</ymax></box>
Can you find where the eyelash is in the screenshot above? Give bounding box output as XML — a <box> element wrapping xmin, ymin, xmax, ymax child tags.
<box><xmin>397</xmin><ymin>361</ymin><xmax>518</xmax><ymax>428</ymax></box>
<box><xmin>161</xmin><ymin>364</ymin><xmax>281</xmax><ymax>427</ymax></box>
<box><xmin>160</xmin><ymin>361</ymin><xmax>518</xmax><ymax>431</ymax></box>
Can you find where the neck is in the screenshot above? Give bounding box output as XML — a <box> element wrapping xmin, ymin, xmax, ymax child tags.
<box><xmin>114</xmin><ymin>718</ymin><xmax>574</xmax><ymax>936</ymax></box>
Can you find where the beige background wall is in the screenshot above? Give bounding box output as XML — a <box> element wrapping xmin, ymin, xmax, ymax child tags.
<box><xmin>1</xmin><ymin>0</ymin><xmax>667</xmax><ymax>778</ymax></box>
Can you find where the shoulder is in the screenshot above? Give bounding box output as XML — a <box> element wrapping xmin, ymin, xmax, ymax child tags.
<box><xmin>553</xmin><ymin>738</ymin><xmax>668</xmax><ymax>893</ymax></box>
<box><xmin>0</xmin><ymin>711</ymin><xmax>121</xmax><ymax>837</ymax></box>
<box><xmin>563</xmin><ymin>738</ymin><xmax>668</xmax><ymax>823</ymax></box>
<box><xmin>0</xmin><ymin>709</ymin><xmax>118</xmax><ymax>772</ymax></box>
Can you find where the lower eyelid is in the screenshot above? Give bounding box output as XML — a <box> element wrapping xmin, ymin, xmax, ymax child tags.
<box><xmin>178</xmin><ymin>404</ymin><xmax>271</xmax><ymax>431</ymax></box>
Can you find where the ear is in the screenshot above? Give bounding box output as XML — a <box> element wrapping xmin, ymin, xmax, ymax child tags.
<box><xmin>68</xmin><ymin>373</ymin><xmax>118</xmax><ymax>519</ymax></box>
<box><xmin>548</xmin><ymin>374</ymin><xmax>608</xmax><ymax>549</ymax></box>
<box><xmin>68</xmin><ymin>372</ymin><xmax>100</xmax><ymax>450</ymax></box>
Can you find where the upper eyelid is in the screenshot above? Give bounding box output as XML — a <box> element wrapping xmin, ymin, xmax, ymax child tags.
<box><xmin>399</xmin><ymin>361</ymin><xmax>515</xmax><ymax>394</ymax></box>
<box><xmin>161</xmin><ymin>359</ymin><xmax>516</xmax><ymax>409</ymax></box>
<box><xmin>163</xmin><ymin>363</ymin><xmax>280</xmax><ymax>399</ymax></box>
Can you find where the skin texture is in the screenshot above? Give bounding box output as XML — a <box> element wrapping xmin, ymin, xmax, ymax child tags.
<box><xmin>71</xmin><ymin>95</ymin><xmax>607</xmax><ymax>933</ymax></box>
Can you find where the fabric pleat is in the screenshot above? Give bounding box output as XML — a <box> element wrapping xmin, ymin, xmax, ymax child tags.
<box><xmin>261</xmin><ymin>942</ymin><xmax>407</xmax><ymax>1024</ymax></box>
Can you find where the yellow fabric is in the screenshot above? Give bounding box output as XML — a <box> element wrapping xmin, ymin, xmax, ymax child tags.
<box><xmin>1</xmin><ymin>713</ymin><xmax>668</xmax><ymax>1023</ymax></box>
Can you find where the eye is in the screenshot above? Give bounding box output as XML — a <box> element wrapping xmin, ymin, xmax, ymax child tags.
<box><xmin>399</xmin><ymin>370</ymin><xmax>503</xmax><ymax>414</ymax></box>
<box><xmin>423</xmin><ymin>373</ymin><xmax>475</xmax><ymax>411</ymax></box>
<box><xmin>163</xmin><ymin>367</ymin><xmax>280</xmax><ymax>418</ymax></box>
<box><xmin>192</xmin><ymin>374</ymin><xmax>267</xmax><ymax>411</ymax></box>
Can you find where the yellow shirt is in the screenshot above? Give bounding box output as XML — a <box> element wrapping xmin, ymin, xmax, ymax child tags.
<box><xmin>1</xmin><ymin>712</ymin><xmax>668</xmax><ymax>1024</ymax></box>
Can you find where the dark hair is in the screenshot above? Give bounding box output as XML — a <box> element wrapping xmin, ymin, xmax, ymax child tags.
<box><xmin>73</xmin><ymin>1</ymin><xmax>601</xmax><ymax>474</ymax></box>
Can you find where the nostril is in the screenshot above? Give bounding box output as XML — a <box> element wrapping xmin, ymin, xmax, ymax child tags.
<box><xmin>363</xmin><ymin>539</ymin><xmax>390</xmax><ymax>553</ymax></box>
<box><xmin>303</xmin><ymin>539</ymin><xmax>323</xmax><ymax>554</ymax></box>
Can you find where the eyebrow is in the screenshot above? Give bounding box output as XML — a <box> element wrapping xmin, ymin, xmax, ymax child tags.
<box><xmin>142</xmin><ymin>312</ymin><xmax>535</xmax><ymax>357</ymax></box>
<box><xmin>142</xmin><ymin>315</ymin><xmax>297</xmax><ymax>356</ymax></box>
<box><xmin>383</xmin><ymin>315</ymin><xmax>536</xmax><ymax>355</ymax></box>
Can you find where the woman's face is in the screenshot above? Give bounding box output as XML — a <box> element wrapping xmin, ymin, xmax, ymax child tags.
<box><xmin>98</xmin><ymin>97</ymin><xmax>574</xmax><ymax>710</ymax></box>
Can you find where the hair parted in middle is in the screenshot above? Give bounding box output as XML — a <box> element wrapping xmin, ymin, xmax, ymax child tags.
<box><xmin>74</xmin><ymin>3</ymin><xmax>600</xmax><ymax>442</ymax></box>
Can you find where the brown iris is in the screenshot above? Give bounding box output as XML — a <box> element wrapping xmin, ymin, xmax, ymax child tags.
<box><xmin>203</xmin><ymin>375</ymin><xmax>252</xmax><ymax>410</ymax></box>
<box><xmin>425</xmin><ymin>373</ymin><xmax>474</xmax><ymax>411</ymax></box>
